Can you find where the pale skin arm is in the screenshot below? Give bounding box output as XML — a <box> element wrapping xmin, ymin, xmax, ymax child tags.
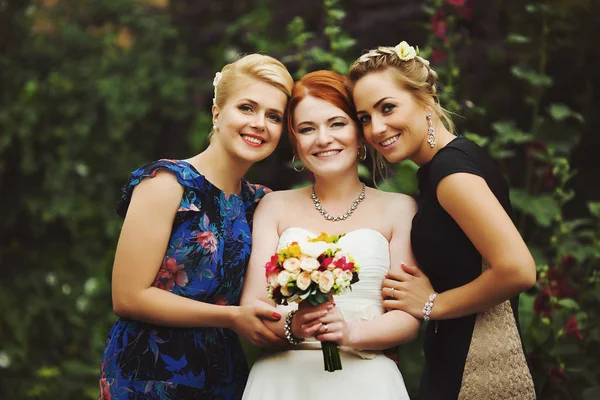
<box><xmin>382</xmin><ymin>173</ymin><xmax>537</xmax><ymax>320</ymax></box>
<box><xmin>111</xmin><ymin>171</ymin><xmax>283</xmax><ymax>347</ymax></box>
<box><xmin>315</xmin><ymin>195</ymin><xmax>421</xmax><ymax>350</ymax></box>
<box><xmin>240</xmin><ymin>193</ymin><xmax>332</xmax><ymax>345</ymax></box>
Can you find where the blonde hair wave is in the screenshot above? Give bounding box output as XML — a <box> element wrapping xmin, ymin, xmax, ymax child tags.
<box><xmin>210</xmin><ymin>54</ymin><xmax>294</xmax><ymax>140</ymax></box>
<box><xmin>347</xmin><ymin>45</ymin><xmax>455</xmax><ymax>178</ymax></box>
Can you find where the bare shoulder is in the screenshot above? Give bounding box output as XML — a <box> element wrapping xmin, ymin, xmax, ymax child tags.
<box><xmin>258</xmin><ymin>188</ymin><xmax>298</xmax><ymax>207</ymax></box>
<box><xmin>129</xmin><ymin>170</ymin><xmax>183</xmax><ymax>209</ymax></box>
<box><xmin>254</xmin><ymin>187</ymin><xmax>307</xmax><ymax>214</ymax></box>
<box><xmin>370</xmin><ymin>188</ymin><xmax>417</xmax><ymax>216</ymax></box>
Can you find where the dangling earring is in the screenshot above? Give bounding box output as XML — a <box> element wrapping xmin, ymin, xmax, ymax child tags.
<box><xmin>379</xmin><ymin>156</ymin><xmax>386</xmax><ymax>170</ymax></box>
<box><xmin>358</xmin><ymin>144</ymin><xmax>367</xmax><ymax>161</ymax></box>
<box><xmin>426</xmin><ymin>113</ymin><xmax>436</xmax><ymax>148</ymax></box>
<box><xmin>292</xmin><ymin>155</ymin><xmax>306</xmax><ymax>172</ymax></box>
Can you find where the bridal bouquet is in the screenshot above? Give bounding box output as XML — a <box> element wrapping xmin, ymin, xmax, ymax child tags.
<box><xmin>265</xmin><ymin>232</ymin><xmax>360</xmax><ymax>371</ymax></box>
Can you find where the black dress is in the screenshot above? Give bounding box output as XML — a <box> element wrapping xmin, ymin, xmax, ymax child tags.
<box><xmin>411</xmin><ymin>137</ymin><xmax>535</xmax><ymax>400</ymax></box>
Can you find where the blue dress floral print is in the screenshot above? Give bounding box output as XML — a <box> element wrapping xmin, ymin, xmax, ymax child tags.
<box><xmin>99</xmin><ymin>159</ymin><xmax>270</xmax><ymax>400</ymax></box>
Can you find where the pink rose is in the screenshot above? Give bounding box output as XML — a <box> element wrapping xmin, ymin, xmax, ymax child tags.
<box><xmin>296</xmin><ymin>271</ymin><xmax>312</xmax><ymax>291</ymax></box>
<box><xmin>319</xmin><ymin>270</ymin><xmax>334</xmax><ymax>293</ymax></box>
<box><xmin>310</xmin><ymin>270</ymin><xmax>321</xmax><ymax>284</ymax></box>
<box><xmin>277</xmin><ymin>270</ymin><xmax>292</xmax><ymax>287</ymax></box>
<box><xmin>300</xmin><ymin>256</ymin><xmax>320</xmax><ymax>272</ymax></box>
<box><xmin>267</xmin><ymin>273</ymin><xmax>280</xmax><ymax>288</ymax></box>
<box><xmin>283</xmin><ymin>257</ymin><xmax>301</xmax><ymax>273</ymax></box>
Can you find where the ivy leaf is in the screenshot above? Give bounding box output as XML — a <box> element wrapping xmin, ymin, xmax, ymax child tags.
<box><xmin>507</xmin><ymin>34</ymin><xmax>531</xmax><ymax>44</ymax></box>
<box><xmin>588</xmin><ymin>202</ymin><xmax>600</xmax><ymax>218</ymax></box>
<box><xmin>518</xmin><ymin>293</ymin><xmax>535</xmax><ymax>333</ymax></box>
<box><xmin>463</xmin><ymin>132</ymin><xmax>489</xmax><ymax>147</ymax></box>
<box><xmin>510</xmin><ymin>66</ymin><xmax>553</xmax><ymax>87</ymax></box>
<box><xmin>491</xmin><ymin>121</ymin><xmax>534</xmax><ymax>144</ymax></box>
<box><xmin>557</xmin><ymin>298</ymin><xmax>580</xmax><ymax>310</ymax></box>
<box><xmin>510</xmin><ymin>189</ymin><xmax>560</xmax><ymax>227</ymax></box>
<box><xmin>548</xmin><ymin>103</ymin><xmax>584</xmax><ymax>123</ymax></box>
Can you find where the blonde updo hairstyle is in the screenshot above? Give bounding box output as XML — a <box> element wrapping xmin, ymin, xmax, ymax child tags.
<box><xmin>347</xmin><ymin>45</ymin><xmax>455</xmax><ymax>176</ymax></box>
<box><xmin>210</xmin><ymin>53</ymin><xmax>294</xmax><ymax>141</ymax></box>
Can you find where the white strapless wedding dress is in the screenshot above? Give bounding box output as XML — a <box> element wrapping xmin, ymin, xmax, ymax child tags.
<box><xmin>242</xmin><ymin>227</ymin><xmax>410</xmax><ymax>400</ymax></box>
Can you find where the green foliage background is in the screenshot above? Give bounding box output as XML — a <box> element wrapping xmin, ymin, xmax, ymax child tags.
<box><xmin>0</xmin><ymin>0</ymin><xmax>598</xmax><ymax>399</ymax></box>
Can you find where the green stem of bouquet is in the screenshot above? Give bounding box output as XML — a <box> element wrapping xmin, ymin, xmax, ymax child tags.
<box><xmin>322</xmin><ymin>341</ymin><xmax>342</xmax><ymax>372</ymax></box>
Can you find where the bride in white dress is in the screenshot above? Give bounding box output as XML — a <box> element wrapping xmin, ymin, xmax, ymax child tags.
<box><xmin>240</xmin><ymin>70</ymin><xmax>419</xmax><ymax>400</ymax></box>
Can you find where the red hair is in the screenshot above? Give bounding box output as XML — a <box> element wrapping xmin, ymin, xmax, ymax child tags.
<box><xmin>286</xmin><ymin>70</ymin><xmax>360</xmax><ymax>153</ymax></box>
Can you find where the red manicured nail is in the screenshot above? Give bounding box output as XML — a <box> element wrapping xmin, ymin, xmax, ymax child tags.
<box><xmin>272</xmin><ymin>313</ymin><xmax>281</xmax><ymax>320</ymax></box>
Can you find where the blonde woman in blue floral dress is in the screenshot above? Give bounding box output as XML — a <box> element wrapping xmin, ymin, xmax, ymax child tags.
<box><xmin>99</xmin><ymin>54</ymin><xmax>294</xmax><ymax>399</ymax></box>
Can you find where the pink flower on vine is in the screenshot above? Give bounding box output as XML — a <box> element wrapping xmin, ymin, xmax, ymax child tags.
<box><xmin>458</xmin><ymin>0</ymin><xmax>474</xmax><ymax>20</ymax></box>
<box><xmin>564</xmin><ymin>316</ymin><xmax>583</xmax><ymax>340</ymax></box>
<box><xmin>431</xmin><ymin>11</ymin><xmax>447</xmax><ymax>39</ymax></box>
<box><xmin>560</xmin><ymin>254</ymin><xmax>577</xmax><ymax>270</ymax></box>
<box><xmin>533</xmin><ymin>293</ymin><xmax>552</xmax><ymax>317</ymax></box>
<box><xmin>543</xmin><ymin>268</ymin><xmax>574</xmax><ymax>298</ymax></box>
<box><xmin>446</xmin><ymin>0</ymin><xmax>465</xmax><ymax>6</ymax></box>
<box><xmin>432</xmin><ymin>48</ymin><xmax>448</xmax><ymax>63</ymax></box>
<box><xmin>548</xmin><ymin>365</ymin><xmax>567</xmax><ymax>384</ymax></box>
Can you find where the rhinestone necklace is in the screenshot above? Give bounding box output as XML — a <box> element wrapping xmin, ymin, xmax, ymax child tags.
<box><xmin>311</xmin><ymin>183</ymin><xmax>366</xmax><ymax>222</ymax></box>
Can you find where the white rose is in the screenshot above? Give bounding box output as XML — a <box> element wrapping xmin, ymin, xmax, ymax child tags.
<box><xmin>335</xmin><ymin>277</ymin><xmax>347</xmax><ymax>289</ymax></box>
<box><xmin>300</xmin><ymin>256</ymin><xmax>320</xmax><ymax>272</ymax></box>
<box><xmin>300</xmin><ymin>241</ymin><xmax>330</xmax><ymax>258</ymax></box>
<box><xmin>344</xmin><ymin>270</ymin><xmax>353</xmax><ymax>281</ymax></box>
<box><xmin>213</xmin><ymin>71</ymin><xmax>222</xmax><ymax>87</ymax></box>
<box><xmin>277</xmin><ymin>270</ymin><xmax>291</xmax><ymax>287</ymax></box>
<box><xmin>283</xmin><ymin>257</ymin><xmax>301</xmax><ymax>273</ymax></box>
<box><xmin>333</xmin><ymin>268</ymin><xmax>344</xmax><ymax>279</ymax></box>
<box><xmin>319</xmin><ymin>270</ymin><xmax>334</xmax><ymax>293</ymax></box>
<box><xmin>310</xmin><ymin>270</ymin><xmax>321</xmax><ymax>283</ymax></box>
<box><xmin>333</xmin><ymin>251</ymin><xmax>348</xmax><ymax>262</ymax></box>
<box><xmin>394</xmin><ymin>41</ymin><xmax>417</xmax><ymax>61</ymax></box>
<box><xmin>296</xmin><ymin>271</ymin><xmax>312</xmax><ymax>291</ymax></box>
<box><xmin>267</xmin><ymin>273</ymin><xmax>279</xmax><ymax>288</ymax></box>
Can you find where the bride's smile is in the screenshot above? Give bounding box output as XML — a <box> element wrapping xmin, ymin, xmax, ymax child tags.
<box><xmin>293</xmin><ymin>95</ymin><xmax>361</xmax><ymax>177</ymax></box>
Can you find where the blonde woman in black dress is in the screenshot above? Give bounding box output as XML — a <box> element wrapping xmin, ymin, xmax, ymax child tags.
<box><xmin>347</xmin><ymin>42</ymin><xmax>537</xmax><ymax>399</ymax></box>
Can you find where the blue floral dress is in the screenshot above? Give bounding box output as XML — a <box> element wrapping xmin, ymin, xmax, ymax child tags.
<box><xmin>99</xmin><ymin>159</ymin><xmax>270</xmax><ymax>400</ymax></box>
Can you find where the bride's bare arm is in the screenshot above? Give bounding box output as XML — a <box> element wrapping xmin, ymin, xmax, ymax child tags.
<box><xmin>316</xmin><ymin>193</ymin><xmax>421</xmax><ymax>350</ymax></box>
<box><xmin>240</xmin><ymin>192</ymin><xmax>326</xmax><ymax>346</ymax></box>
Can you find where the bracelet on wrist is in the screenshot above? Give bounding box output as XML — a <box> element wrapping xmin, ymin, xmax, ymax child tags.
<box><xmin>284</xmin><ymin>309</ymin><xmax>305</xmax><ymax>345</ymax></box>
<box><xmin>422</xmin><ymin>292</ymin><xmax>438</xmax><ymax>321</ymax></box>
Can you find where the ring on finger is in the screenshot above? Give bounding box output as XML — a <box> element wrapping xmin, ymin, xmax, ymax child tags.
<box><xmin>390</xmin><ymin>287</ymin><xmax>396</xmax><ymax>298</ymax></box>
<box><xmin>323</xmin><ymin>323</ymin><xmax>328</xmax><ymax>333</ymax></box>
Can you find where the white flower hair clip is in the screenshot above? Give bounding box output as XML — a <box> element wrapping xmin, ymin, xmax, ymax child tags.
<box><xmin>394</xmin><ymin>41</ymin><xmax>418</xmax><ymax>61</ymax></box>
<box><xmin>212</xmin><ymin>72</ymin><xmax>222</xmax><ymax>105</ymax></box>
<box><xmin>213</xmin><ymin>72</ymin><xmax>222</xmax><ymax>87</ymax></box>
